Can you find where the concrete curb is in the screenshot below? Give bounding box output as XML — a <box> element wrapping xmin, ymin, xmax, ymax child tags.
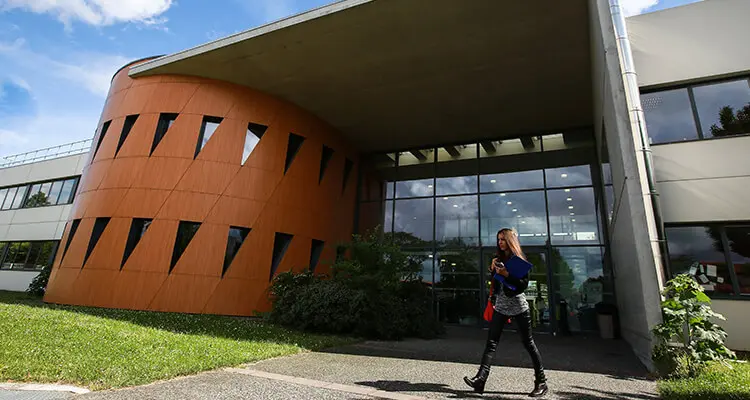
<box><xmin>0</xmin><ymin>382</ymin><xmax>90</xmax><ymax>394</ymax></box>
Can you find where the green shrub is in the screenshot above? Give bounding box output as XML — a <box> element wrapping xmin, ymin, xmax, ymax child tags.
<box><xmin>652</xmin><ymin>274</ymin><xmax>735</xmax><ymax>378</ymax></box>
<box><xmin>268</xmin><ymin>230</ymin><xmax>443</xmax><ymax>340</ymax></box>
<box><xmin>27</xmin><ymin>265</ymin><xmax>52</xmax><ymax>297</ymax></box>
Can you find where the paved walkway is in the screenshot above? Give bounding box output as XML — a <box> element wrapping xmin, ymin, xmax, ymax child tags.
<box><xmin>4</xmin><ymin>327</ymin><xmax>659</xmax><ymax>399</ymax></box>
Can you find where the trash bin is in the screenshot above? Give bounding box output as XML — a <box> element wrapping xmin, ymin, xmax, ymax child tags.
<box><xmin>595</xmin><ymin>302</ymin><xmax>617</xmax><ymax>339</ymax></box>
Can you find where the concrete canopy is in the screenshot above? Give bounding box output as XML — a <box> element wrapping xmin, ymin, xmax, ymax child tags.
<box><xmin>131</xmin><ymin>0</ymin><xmax>593</xmax><ymax>152</ymax></box>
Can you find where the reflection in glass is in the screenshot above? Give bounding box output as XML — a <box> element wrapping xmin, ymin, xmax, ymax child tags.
<box><xmin>398</xmin><ymin>148</ymin><xmax>435</xmax><ymax>166</ymax></box>
<box><xmin>0</xmin><ymin>189</ymin><xmax>6</xmax><ymax>207</ymax></box>
<box><xmin>665</xmin><ymin>226</ymin><xmax>734</xmax><ymax>296</ymax></box>
<box><xmin>545</xmin><ymin>165</ymin><xmax>592</xmax><ymax>188</ymax></box>
<box><xmin>436</xmin><ymin>195</ymin><xmax>478</xmax><ymax>246</ymax></box>
<box><xmin>405</xmin><ymin>251</ymin><xmax>434</xmax><ymax>283</ymax></box>
<box><xmin>435</xmin><ymin>249</ymin><xmax>480</xmax><ymax>287</ymax></box>
<box><xmin>393</xmin><ymin>198</ymin><xmax>433</xmax><ymax>244</ymax></box>
<box><xmin>242</xmin><ymin>123</ymin><xmax>266</xmax><ymax>165</ymax></box>
<box><xmin>724</xmin><ymin>226</ymin><xmax>750</xmax><ymax>295</ymax></box>
<box><xmin>2</xmin><ymin>187</ymin><xmax>17</xmax><ymax>210</ymax></box>
<box><xmin>395</xmin><ymin>178</ymin><xmax>434</xmax><ymax>198</ymax></box>
<box><xmin>548</xmin><ymin>187</ymin><xmax>600</xmax><ymax>245</ymax></box>
<box><xmin>436</xmin><ymin>176</ymin><xmax>477</xmax><ymax>196</ymax></box>
<box><xmin>542</xmin><ymin>131</ymin><xmax>593</xmax><ymax>151</ymax></box>
<box><xmin>438</xmin><ymin>144</ymin><xmax>477</xmax><ymax>162</ymax></box>
<box><xmin>480</xmin><ymin>170</ymin><xmax>544</xmax><ymax>192</ymax></box>
<box><xmin>11</xmin><ymin>186</ymin><xmax>27</xmax><ymax>209</ymax></box>
<box><xmin>48</xmin><ymin>181</ymin><xmax>63</xmax><ymax>205</ymax></box>
<box><xmin>479</xmin><ymin>137</ymin><xmax>541</xmax><ymax>157</ymax></box>
<box><xmin>59</xmin><ymin>179</ymin><xmax>76</xmax><ymax>205</ymax></box>
<box><xmin>693</xmin><ymin>80</ymin><xmax>750</xmax><ymax>138</ymax></box>
<box><xmin>480</xmin><ymin>191</ymin><xmax>547</xmax><ymax>246</ymax></box>
<box><xmin>436</xmin><ymin>289</ymin><xmax>480</xmax><ymax>325</ymax></box>
<box><xmin>551</xmin><ymin>246</ymin><xmax>605</xmax><ymax>332</ymax></box>
<box><xmin>384</xmin><ymin>200</ymin><xmax>393</xmax><ymax>233</ymax></box>
<box><xmin>641</xmin><ymin>89</ymin><xmax>699</xmax><ymax>144</ymax></box>
<box><xmin>602</xmin><ymin>163</ymin><xmax>613</xmax><ymax>186</ymax></box>
<box><xmin>604</xmin><ymin>185</ymin><xmax>614</xmax><ymax>226</ymax></box>
<box><xmin>385</xmin><ymin>181</ymin><xmax>394</xmax><ymax>199</ymax></box>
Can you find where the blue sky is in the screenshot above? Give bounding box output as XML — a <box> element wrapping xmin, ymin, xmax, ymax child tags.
<box><xmin>0</xmin><ymin>0</ymin><xmax>701</xmax><ymax>158</ymax></box>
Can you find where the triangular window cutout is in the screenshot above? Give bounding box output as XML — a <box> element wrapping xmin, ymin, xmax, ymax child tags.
<box><xmin>319</xmin><ymin>146</ymin><xmax>334</xmax><ymax>184</ymax></box>
<box><xmin>92</xmin><ymin>121</ymin><xmax>111</xmax><ymax>162</ymax></box>
<box><xmin>223</xmin><ymin>226</ymin><xmax>251</xmax><ymax>277</ymax></box>
<box><xmin>83</xmin><ymin>217</ymin><xmax>110</xmax><ymax>268</ymax></box>
<box><xmin>342</xmin><ymin>158</ymin><xmax>354</xmax><ymax>193</ymax></box>
<box><xmin>61</xmin><ymin>219</ymin><xmax>81</xmax><ymax>262</ymax></box>
<box><xmin>151</xmin><ymin>113</ymin><xmax>178</xmax><ymax>155</ymax></box>
<box><xmin>242</xmin><ymin>122</ymin><xmax>267</xmax><ymax>165</ymax></box>
<box><xmin>270</xmin><ymin>232</ymin><xmax>294</xmax><ymax>280</ymax></box>
<box><xmin>195</xmin><ymin>116</ymin><xmax>223</xmax><ymax>158</ymax></box>
<box><xmin>121</xmin><ymin>218</ymin><xmax>152</xmax><ymax>269</ymax></box>
<box><xmin>310</xmin><ymin>239</ymin><xmax>325</xmax><ymax>273</ymax></box>
<box><xmin>284</xmin><ymin>133</ymin><xmax>305</xmax><ymax>174</ymax></box>
<box><xmin>116</xmin><ymin>115</ymin><xmax>139</xmax><ymax>156</ymax></box>
<box><xmin>170</xmin><ymin>221</ymin><xmax>200</xmax><ymax>273</ymax></box>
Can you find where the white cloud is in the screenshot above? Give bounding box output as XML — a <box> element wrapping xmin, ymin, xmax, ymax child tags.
<box><xmin>619</xmin><ymin>0</ymin><xmax>660</xmax><ymax>16</ymax></box>
<box><xmin>0</xmin><ymin>0</ymin><xmax>173</xmax><ymax>29</ymax></box>
<box><xmin>0</xmin><ymin>38</ymin><xmax>129</xmax><ymax>97</ymax></box>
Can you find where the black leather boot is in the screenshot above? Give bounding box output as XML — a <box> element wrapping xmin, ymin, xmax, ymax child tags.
<box><xmin>463</xmin><ymin>364</ymin><xmax>489</xmax><ymax>394</ymax></box>
<box><xmin>528</xmin><ymin>380</ymin><xmax>548</xmax><ymax>397</ymax></box>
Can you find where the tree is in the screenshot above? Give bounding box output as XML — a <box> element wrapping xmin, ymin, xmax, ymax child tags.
<box><xmin>709</xmin><ymin>103</ymin><xmax>750</xmax><ymax>137</ymax></box>
<box><xmin>24</xmin><ymin>192</ymin><xmax>50</xmax><ymax>208</ymax></box>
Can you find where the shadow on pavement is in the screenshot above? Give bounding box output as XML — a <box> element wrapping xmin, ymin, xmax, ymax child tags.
<box><xmin>323</xmin><ymin>325</ymin><xmax>652</xmax><ymax>379</ymax></box>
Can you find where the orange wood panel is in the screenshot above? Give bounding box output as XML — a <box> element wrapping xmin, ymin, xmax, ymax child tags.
<box><xmin>160</xmin><ymin>75</ymin><xmax>206</xmax><ymax>84</ymax></box>
<box><xmin>76</xmin><ymin>269</ymin><xmax>120</xmax><ymax>307</ymax></box>
<box><xmin>157</xmin><ymin>191</ymin><xmax>219</xmax><ymax>222</ymax></box>
<box><xmin>81</xmin><ymin>217</ymin><xmax>130</xmax><ymax>271</ymax></box>
<box><xmin>202</xmin><ymin>278</ymin><xmax>269</xmax><ymax>316</ymax></box>
<box><xmin>99</xmin><ymin>158</ymin><xmax>149</xmax><ymax>189</ymax></box>
<box><xmin>132</xmin><ymin>157</ymin><xmax>193</xmax><ymax>190</ymax></box>
<box><xmin>223</xmin><ymin>166</ymin><xmax>283</xmax><ymax>202</ymax></box>
<box><xmin>110</xmin><ymin>271</ymin><xmax>169</xmax><ymax>310</ymax></box>
<box><xmin>222</xmin><ymin>226</ymin><xmax>274</xmax><ymax>280</ymax></box>
<box><xmin>195</xmin><ymin>118</ymin><xmax>245</xmax><ymax>164</ymax></box>
<box><xmin>58</xmin><ymin>218</ymin><xmax>95</xmax><ymax>269</ymax></box>
<box><xmin>69</xmin><ymin>191</ymin><xmax>92</xmax><ymax>220</ymax></box>
<box><xmin>170</xmin><ymin>223</ymin><xmax>226</xmax><ymax>277</ymax></box>
<box><xmin>148</xmin><ymin>274</ymin><xmax>221</xmax><ymax>313</ymax></box>
<box><xmin>115</xmin><ymin>113</ymin><xmax>159</xmax><ymax>158</ymax></box>
<box><xmin>92</xmin><ymin>117</ymin><xmax>124</xmax><ymax>163</ymax></box>
<box><xmin>118</xmin><ymin>84</ymin><xmax>159</xmax><ymax>117</ymax></box>
<box><xmin>82</xmin><ymin>188</ymin><xmax>128</xmax><ymax>218</ymax></box>
<box><xmin>174</xmin><ymin>160</ymin><xmax>239</xmax><ymax>195</ymax></box>
<box><xmin>142</xmin><ymin>82</ymin><xmax>200</xmax><ymax>114</ymax></box>
<box><xmin>120</xmin><ymin>219</ymin><xmax>177</xmax><ymax>274</ymax></box>
<box><xmin>78</xmin><ymin>160</ymin><xmax>113</xmax><ymax>194</ymax></box>
<box><xmin>204</xmin><ymin>196</ymin><xmax>263</xmax><ymax>228</ymax></box>
<box><xmin>150</xmin><ymin>113</ymin><xmax>203</xmax><ymax>159</ymax></box>
<box><xmin>181</xmin><ymin>83</ymin><xmax>236</xmax><ymax>118</ymax></box>
<box><xmin>43</xmin><ymin>267</ymin><xmax>81</xmax><ymax>304</ymax></box>
<box><xmin>114</xmin><ymin>188</ymin><xmax>171</xmax><ymax>219</ymax></box>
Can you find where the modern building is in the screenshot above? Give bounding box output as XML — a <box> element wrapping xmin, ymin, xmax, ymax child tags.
<box><xmin>1</xmin><ymin>0</ymin><xmax>746</xmax><ymax>368</ymax></box>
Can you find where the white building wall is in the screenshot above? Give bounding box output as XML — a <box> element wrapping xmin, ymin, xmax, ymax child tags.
<box><xmin>0</xmin><ymin>154</ymin><xmax>86</xmax><ymax>291</ymax></box>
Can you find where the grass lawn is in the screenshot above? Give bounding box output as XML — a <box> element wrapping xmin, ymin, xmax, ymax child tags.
<box><xmin>658</xmin><ymin>359</ymin><xmax>750</xmax><ymax>400</ymax></box>
<box><xmin>0</xmin><ymin>291</ymin><xmax>356</xmax><ymax>390</ymax></box>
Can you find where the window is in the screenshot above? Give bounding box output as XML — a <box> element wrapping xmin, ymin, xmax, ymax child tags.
<box><xmin>342</xmin><ymin>158</ymin><xmax>353</xmax><ymax>193</ymax></box>
<box><xmin>270</xmin><ymin>232</ymin><xmax>293</xmax><ymax>280</ymax></box>
<box><xmin>480</xmin><ymin>170</ymin><xmax>544</xmax><ymax>193</ymax></box>
<box><xmin>122</xmin><ymin>218</ymin><xmax>152</xmax><ymax>269</ymax></box>
<box><xmin>394</xmin><ymin>198</ymin><xmax>434</xmax><ymax>244</ymax></box>
<box><xmin>223</xmin><ymin>226</ymin><xmax>250</xmax><ymax>277</ymax></box>
<box><xmin>438</xmin><ymin>144</ymin><xmax>477</xmax><ymax>162</ymax></box>
<box><xmin>171</xmin><ymin>221</ymin><xmax>200</xmax><ymax>272</ymax></box>
<box><xmin>319</xmin><ymin>145</ymin><xmax>334</xmax><ymax>183</ymax></box>
<box><xmin>243</xmin><ymin>123</ymin><xmax>267</xmax><ymax>165</ymax></box>
<box><xmin>152</xmin><ymin>113</ymin><xmax>178</xmax><ymax>155</ymax></box>
<box><xmin>436</xmin><ymin>176</ymin><xmax>477</xmax><ymax>196</ymax></box>
<box><xmin>545</xmin><ymin>165</ymin><xmax>592</xmax><ymax>188</ymax></box>
<box><xmin>284</xmin><ymin>133</ymin><xmax>305</xmax><ymax>174</ymax></box>
<box><xmin>309</xmin><ymin>239</ymin><xmax>325</xmax><ymax>272</ymax></box>
<box><xmin>666</xmin><ymin>225</ymin><xmax>739</xmax><ymax>297</ymax></box>
<box><xmin>195</xmin><ymin>116</ymin><xmax>222</xmax><ymax>158</ymax></box>
<box><xmin>479</xmin><ymin>137</ymin><xmax>541</xmax><ymax>157</ymax></box>
<box><xmin>0</xmin><ymin>241</ymin><xmax>59</xmax><ymax>271</ymax></box>
<box><xmin>92</xmin><ymin>120</ymin><xmax>111</xmax><ymax>161</ymax></box>
<box><xmin>117</xmin><ymin>114</ymin><xmax>139</xmax><ymax>155</ymax></box>
<box><xmin>84</xmin><ymin>217</ymin><xmax>110</xmax><ymax>267</ymax></box>
<box><xmin>436</xmin><ymin>195</ymin><xmax>478</xmax><ymax>247</ymax></box>
<box><xmin>395</xmin><ymin>179</ymin><xmax>434</xmax><ymax>198</ymax></box>
<box><xmin>642</xmin><ymin>77</ymin><xmax>750</xmax><ymax>144</ymax></box>
<box><xmin>725</xmin><ymin>226</ymin><xmax>750</xmax><ymax>295</ymax></box>
<box><xmin>0</xmin><ymin>176</ymin><xmax>81</xmax><ymax>210</ymax></box>
<box><xmin>547</xmin><ymin>187</ymin><xmax>601</xmax><ymax>245</ymax></box>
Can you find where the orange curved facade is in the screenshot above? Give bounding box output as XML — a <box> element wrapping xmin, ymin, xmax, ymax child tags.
<box><xmin>43</xmin><ymin>60</ymin><xmax>358</xmax><ymax>316</ymax></box>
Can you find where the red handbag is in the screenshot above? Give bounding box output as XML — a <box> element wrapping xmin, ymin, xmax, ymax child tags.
<box><xmin>483</xmin><ymin>286</ymin><xmax>494</xmax><ymax>322</ymax></box>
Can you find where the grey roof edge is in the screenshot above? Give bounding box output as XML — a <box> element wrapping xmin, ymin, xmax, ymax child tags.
<box><xmin>129</xmin><ymin>0</ymin><xmax>374</xmax><ymax>77</ymax></box>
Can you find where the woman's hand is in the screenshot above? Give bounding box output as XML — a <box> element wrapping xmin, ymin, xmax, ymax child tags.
<box><xmin>496</xmin><ymin>264</ymin><xmax>509</xmax><ymax>277</ymax></box>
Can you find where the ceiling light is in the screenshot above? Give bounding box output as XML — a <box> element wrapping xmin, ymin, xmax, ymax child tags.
<box><xmin>568</xmin><ymin>206</ymin><xmax>574</xmax><ymax>209</ymax></box>
<box><xmin>512</xmin><ymin>208</ymin><xmax>517</xmax><ymax>212</ymax></box>
<box><xmin>571</xmin><ymin>219</ymin><xmax>576</xmax><ymax>222</ymax></box>
<box><xmin>453</xmin><ymin>204</ymin><xmax>458</xmax><ymax>208</ymax></box>
<box><xmin>451</xmin><ymin>263</ymin><xmax>456</xmax><ymax>266</ymax></box>
<box><xmin>565</xmin><ymin>189</ymin><xmax>571</xmax><ymax>192</ymax></box>
<box><xmin>428</xmin><ymin>254</ymin><xmax>434</xmax><ymax>258</ymax></box>
<box><xmin>490</xmin><ymin>179</ymin><xmax>497</xmax><ymax>183</ymax></box>
<box><xmin>507</xmin><ymin>201</ymin><xmax>512</xmax><ymax>205</ymax></box>
<box><xmin>561</xmin><ymin>174</ymin><xmax>568</xmax><ymax>178</ymax></box>
<box><xmin>570</xmin><ymin>212</ymin><xmax>575</xmax><ymax>216</ymax></box>
<box><xmin>443</xmin><ymin>197</ymin><xmax>449</xmax><ymax>200</ymax></box>
<box><xmin>567</xmin><ymin>198</ymin><xmax>573</xmax><ymax>201</ymax></box>
<box><xmin>521</xmin><ymin>221</ymin><xmax>526</xmax><ymax>224</ymax></box>
<box><xmin>413</xmin><ymin>217</ymin><xmax>417</xmax><ymax>220</ymax></box>
<box><xmin>428</xmin><ymin>184</ymin><xmax>433</xmax><ymax>188</ymax></box>
<box><xmin>500</xmin><ymin>193</ymin><xmax>506</xmax><ymax>197</ymax></box>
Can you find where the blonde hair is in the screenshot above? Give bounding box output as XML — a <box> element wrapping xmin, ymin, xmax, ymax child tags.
<box><xmin>497</xmin><ymin>228</ymin><xmax>526</xmax><ymax>261</ymax></box>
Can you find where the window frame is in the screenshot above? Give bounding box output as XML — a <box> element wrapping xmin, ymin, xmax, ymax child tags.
<box><xmin>0</xmin><ymin>240</ymin><xmax>60</xmax><ymax>272</ymax></box>
<box><xmin>0</xmin><ymin>175</ymin><xmax>80</xmax><ymax>211</ymax></box>
<box><xmin>642</xmin><ymin>75</ymin><xmax>750</xmax><ymax>145</ymax></box>
<box><xmin>665</xmin><ymin>222</ymin><xmax>750</xmax><ymax>300</ymax></box>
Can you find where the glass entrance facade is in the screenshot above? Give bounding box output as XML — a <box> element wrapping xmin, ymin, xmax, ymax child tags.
<box><xmin>358</xmin><ymin>132</ymin><xmax>615</xmax><ymax>333</ymax></box>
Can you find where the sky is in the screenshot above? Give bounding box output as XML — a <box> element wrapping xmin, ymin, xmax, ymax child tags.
<box><xmin>0</xmin><ymin>0</ymin><xmax>702</xmax><ymax>158</ymax></box>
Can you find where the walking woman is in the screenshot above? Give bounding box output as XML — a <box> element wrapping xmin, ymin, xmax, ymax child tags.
<box><xmin>463</xmin><ymin>228</ymin><xmax>548</xmax><ymax>397</ymax></box>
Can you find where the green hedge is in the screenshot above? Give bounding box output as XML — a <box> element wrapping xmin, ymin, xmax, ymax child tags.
<box><xmin>267</xmin><ymin>231</ymin><xmax>443</xmax><ymax>340</ymax></box>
